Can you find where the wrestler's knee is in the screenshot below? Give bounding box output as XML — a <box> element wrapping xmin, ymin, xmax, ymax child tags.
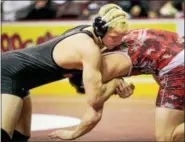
<box><xmin>1</xmin><ymin>94</ymin><xmax>24</xmax><ymax>142</ymax></box>
<box><xmin>155</xmin><ymin>107</ymin><xmax>184</xmax><ymax>142</ymax></box>
<box><xmin>15</xmin><ymin>95</ymin><xmax>32</xmax><ymax>136</ymax></box>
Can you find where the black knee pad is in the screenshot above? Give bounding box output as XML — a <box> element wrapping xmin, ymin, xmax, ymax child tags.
<box><xmin>12</xmin><ymin>130</ymin><xmax>30</xmax><ymax>142</ymax></box>
<box><xmin>1</xmin><ymin>129</ymin><xmax>11</xmax><ymax>142</ymax></box>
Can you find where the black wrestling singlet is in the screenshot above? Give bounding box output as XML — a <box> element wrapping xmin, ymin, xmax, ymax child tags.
<box><xmin>1</xmin><ymin>25</ymin><xmax>92</xmax><ymax>96</ymax></box>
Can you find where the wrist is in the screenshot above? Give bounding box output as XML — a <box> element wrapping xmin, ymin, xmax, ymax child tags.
<box><xmin>113</xmin><ymin>78</ymin><xmax>119</xmax><ymax>87</ymax></box>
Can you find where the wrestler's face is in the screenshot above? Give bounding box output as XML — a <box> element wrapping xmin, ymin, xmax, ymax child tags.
<box><xmin>102</xmin><ymin>29</ymin><xmax>125</xmax><ymax>49</ymax></box>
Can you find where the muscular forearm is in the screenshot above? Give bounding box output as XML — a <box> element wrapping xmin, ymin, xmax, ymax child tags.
<box><xmin>72</xmin><ymin>118</ymin><xmax>99</xmax><ymax>139</ymax></box>
<box><xmin>85</xmin><ymin>70</ymin><xmax>119</xmax><ymax>110</ymax></box>
<box><xmin>72</xmin><ymin>106</ymin><xmax>102</xmax><ymax>139</ymax></box>
<box><xmin>99</xmin><ymin>79</ymin><xmax>118</xmax><ymax>103</ymax></box>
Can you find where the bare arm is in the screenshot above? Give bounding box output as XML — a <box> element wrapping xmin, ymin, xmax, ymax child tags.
<box><xmin>73</xmin><ymin>50</ymin><xmax>134</xmax><ymax>138</ymax></box>
<box><xmin>49</xmin><ymin>104</ymin><xmax>103</xmax><ymax>140</ymax></box>
<box><xmin>69</xmin><ymin>52</ymin><xmax>133</xmax><ymax>139</ymax></box>
<box><xmin>101</xmin><ymin>53</ymin><xmax>131</xmax><ymax>82</ymax></box>
<box><xmin>49</xmin><ymin>46</ymin><xmax>135</xmax><ymax>140</ymax></box>
<box><xmin>69</xmin><ymin>52</ymin><xmax>134</xmax><ymax>97</ymax></box>
<box><xmin>80</xmin><ymin>37</ymin><xmax>120</xmax><ymax>110</ymax></box>
<box><xmin>71</xmin><ymin>104</ymin><xmax>103</xmax><ymax>139</ymax></box>
<box><xmin>49</xmin><ymin>36</ymin><xmax>119</xmax><ymax>140</ymax></box>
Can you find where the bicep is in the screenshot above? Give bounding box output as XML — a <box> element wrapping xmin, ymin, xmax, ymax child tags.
<box><xmin>101</xmin><ymin>53</ymin><xmax>131</xmax><ymax>82</ymax></box>
<box><xmin>81</xmin><ymin>41</ymin><xmax>103</xmax><ymax>95</ymax></box>
<box><xmin>82</xmin><ymin>56</ymin><xmax>102</xmax><ymax>95</ymax></box>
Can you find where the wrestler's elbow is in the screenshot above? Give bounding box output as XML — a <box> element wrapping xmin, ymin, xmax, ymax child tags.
<box><xmin>85</xmin><ymin>83</ymin><xmax>105</xmax><ymax>110</ymax></box>
<box><xmin>91</xmin><ymin>102</ymin><xmax>103</xmax><ymax>112</ymax></box>
<box><xmin>88</xmin><ymin>91</ymin><xmax>104</xmax><ymax>110</ymax></box>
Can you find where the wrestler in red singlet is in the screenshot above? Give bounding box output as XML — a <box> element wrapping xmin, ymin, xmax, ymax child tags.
<box><xmin>110</xmin><ymin>29</ymin><xmax>184</xmax><ymax>110</ymax></box>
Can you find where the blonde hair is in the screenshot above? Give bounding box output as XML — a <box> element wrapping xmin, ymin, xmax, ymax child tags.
<box><xmin>98</xmin><ymin>4</ymin><xmax>129</xmax><ymax>33</ymax></box>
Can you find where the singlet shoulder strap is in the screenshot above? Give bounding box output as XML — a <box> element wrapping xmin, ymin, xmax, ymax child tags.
<box><xmin>62</xmin><ymin>25</ymin><xmax>94</xmax><ymax>39</ymax></box>
<box><xmin>80</xmin><ymin>25</ymin><xmax>94</xmax><ymax>39</ymax></box>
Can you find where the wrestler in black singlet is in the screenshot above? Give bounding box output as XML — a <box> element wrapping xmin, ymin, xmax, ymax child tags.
<box><xmin>1</xmin><ymin>25</ymin><xmax>92</xmax><ymax>98</ymax></box>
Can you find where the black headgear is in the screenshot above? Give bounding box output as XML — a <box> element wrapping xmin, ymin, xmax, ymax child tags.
<box><xmin>93</xmin><ymin>16</ymin><xmax>108</xmax><ymax>38</ymax></box>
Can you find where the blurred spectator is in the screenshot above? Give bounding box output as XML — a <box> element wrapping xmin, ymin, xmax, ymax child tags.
<box><xmin>1</xmin><ymin>1</ymin><xmax>3</xmax><ymax>19</ymax></box>
<box><xmin>117</xmin><ymin>0</ymin><xmax>149</xmax><ymax>18</ymax></box>
<box><xmin>56</xmin><ymin>0</ymin><xmax>87</xmax><ymax>19</ymax></box>
<box><xmin>172</xmin><ymin>0</ymin><xmax>184</xmax><ymax>11</ymax></box>
<box><xmin>160</xmin><ymin>0</ymin><xmax>184</xmax><ymax>18</ymax></box>
<box><xmin>160</xmin><ymin>1</ymin><xmax>178</xmax><ymax>17</ymax></box>
<box><xmin>174</xmin><ymin>0</ymin><xmax>184</xmax><ymax>18</ymax></box>
<box><xmin>147</xmin><ymin>1</ymin><xmax>167</xmax><ymax>19</ymax></box>
<box><xmin>147</xmin><ymin>11</ymin><xmax>158</xmax><ymax>19</ymax></box>
<box><xmin>80</xmin><ymin>1</ymin><xmax>107</xmax><ymax>20</ymax></box>
<box><xmin>2</xmin><ymin>0</ymin><xmax>184</xmax><ymax>21</ymax></box>
<box><xmin>23</xmin><ymin>0</ymin><xmax>57</xmax><ymax>20</ymax></box>
<box><xmin>2</xmin><ymin>0</ymin><xmax>34</xmax><ymax>21</ymax></box>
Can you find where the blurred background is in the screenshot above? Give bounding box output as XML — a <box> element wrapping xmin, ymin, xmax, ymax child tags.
<box><xmin>1</xmin><ymin>0</ymin><xmax>184</xmax><ymax>21</ymax></box>
<box><xmin>1</xmin><ymin>0</ymin><xmax>184</xmax><ymax>97</ymax></box>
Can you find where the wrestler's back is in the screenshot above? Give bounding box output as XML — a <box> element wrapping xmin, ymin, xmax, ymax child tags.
<box><xmin>2</xmin><ymin>25</ymin><xmax>92</xmax><ymax>91</ymax></box>
<box><xmin>116</xmin><ymin>29</ymin><xmax>184</xmax><ymax>75</ymax></box>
